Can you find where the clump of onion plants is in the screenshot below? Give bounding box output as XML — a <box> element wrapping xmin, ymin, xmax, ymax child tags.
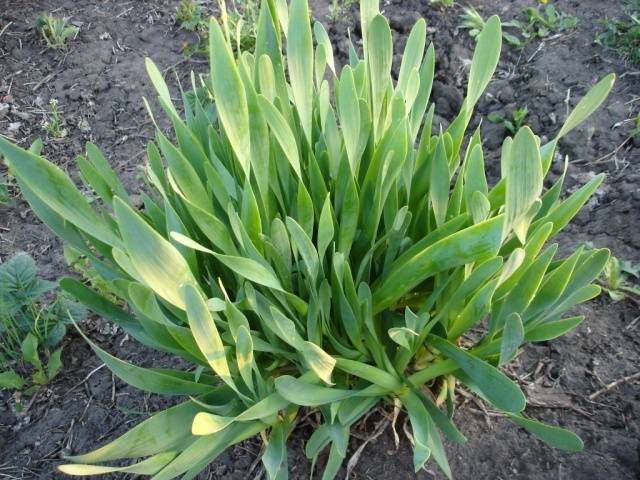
<box><xmin>0</xmin><ymin>0</ymin><xmax>614</xmax><ymax>477</ymax></box>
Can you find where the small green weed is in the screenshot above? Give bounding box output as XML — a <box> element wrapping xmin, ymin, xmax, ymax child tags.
<box><xmin>523</xmin><ymin>5</ymin><xmax>578</xmax><ymax>40</ymax></box>
<box><xmin>461</xmin><ymin>4</ymin><xmax>578</xmax><ymax>49</ymax></box>
<box><xmin>176</xmin><ymin>0</ymin><xmax>207</xmax><ymax>32</ymax></box>
<box><xmin>459</xmin><ymin>6</ymin><xmax>528</xmax><ymax>48</ymax></box>
<box><xmin>41</xmin><ymin>98</ymin><xmax>67</xmax><ymax>139</ymax></box>
<box><xmin>599</xmin><ymin>254</ymin><xmax>640</xmax><ymax>302</ymax></box>
<box><xmin>35</xmin><ymin>14</ymin><xmax>78</xmax><ymax>50</ymax></box>
<box><xmin>0</xmin><ymin>253</ymin><xmax>86</xmax><ymax>394</ymax></box>
<box><xmin>488</xmin><ymin>106</ymin><xmax>529</xmax><ymax>136</ymax></box>
<box><xmin>0</xmin><ymin>173</ymin><xmax>10</xmax><ymax>205</ymax></box>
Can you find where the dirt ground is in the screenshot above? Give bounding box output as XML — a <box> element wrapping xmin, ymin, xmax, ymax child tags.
<box><xmin>0</xmin><ymin>0</ymin><xmax>638</xmax><ymax>479</ymax></box>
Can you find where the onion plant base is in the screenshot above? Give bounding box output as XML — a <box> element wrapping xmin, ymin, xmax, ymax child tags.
<box><xmin>0</xmin><ymin>0</ymin><xmax>614</xmax><ymax>478</ymax></box>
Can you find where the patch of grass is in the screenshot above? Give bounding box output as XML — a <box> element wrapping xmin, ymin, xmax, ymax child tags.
<box><xmin>35</xmin><ymin>14</ymin><xmax>78</xmax><ymax>50</ymax></box>
<box><xmin>596</xmin><ymin>1</ymin><xmax>640</xmax><ymax>64</ymax></box>
<box><xmin>0</xmin><ymin>253</ymin><xmax>86</xmax><ymax>394</ymax></box>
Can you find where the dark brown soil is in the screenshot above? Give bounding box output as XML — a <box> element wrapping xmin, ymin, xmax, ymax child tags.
<box><xmin>1</xmin><ymin>1</ymin><xmax>638</xmax><ymax>479</ymax></box>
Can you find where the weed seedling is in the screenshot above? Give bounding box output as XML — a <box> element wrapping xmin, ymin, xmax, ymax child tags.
<box><xmin>0</xmin><ymin>173</ymin><xmax>10</xmax><ymax>205</ymax></box>
<box><xmin>41</xmin><ymin>98</ymin><xmax>67</xmax><ymax>139</ymax></box>
<box><xmin>176</xmin><ymin>0</ymin><xmax>207</xmax><ymax>32</ymax></box>
<box><xmin>488</xmin><ymin>106</ymin><xmax>529</xmax><ymax>135</ymax></box>
<box><xmin>462</xmin><ymin>4</ymin><xmax>578</xmax><ymax>48</ymax></box>
<box><xmin>459</xmin><ymin>6</ymin><xmax>525</xmax><ymax>48</ymax></box>
<box><xmin>599</xmin><ymin>254</ymin><xmax>640</xmax><ymax>302</ymax></box>
<box><xmin>35</xmin><ymin>14</ymin><xmax>78</xmax><ymax>50</ymax></box>
<box><xmin>523</xmin><ymin>5</ymin><xmax>578</xmax><ymax>40</ymax></box>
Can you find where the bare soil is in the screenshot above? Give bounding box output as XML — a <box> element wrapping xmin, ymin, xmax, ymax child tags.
<box><xmin>0</xmin><ymin>1</ymin><xmax>638</xmax><ymax>479</ymax></box>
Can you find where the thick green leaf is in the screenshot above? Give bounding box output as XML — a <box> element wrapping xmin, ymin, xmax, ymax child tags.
<box><xmin>235</xmin><ymin>325</ymin><xmax>256</xmax><ymax>393</ymax></box>
<box><xmin>214</xmin><ymin>254</ymin><xmax>283</xmax><ymax>291</ymax></box>
<box><xmin>191</xmin><ymin>412</ymin><xmax>234</xmax><ymax>436</ymax></box>
<box><xmin>209</xmin><ymin>18</ymin><xmax>251</xmax><ymax>175</ymax></box>
<box><xmin>539</xmin><ymin>174</ymin><xmax>604</xmax><ymax>237</ymax></box>
<box><xmin>508</xmin><ymin>414</ymin><xmax>584</xmax><ymax>452</ymax></box>
<box><xmin>374</xmin><ymin>215</ymin><xmax>504</xmax><ymax>313</ymax></box>
<box><xmin>388</xmin><ymin>327</ymin><xmax>418</xmax><ymax>350</ymax></box>
<box><xmin>152</xmin><ymin>421</ymin><xmax>265</xmax><ymax>480</ymax></box>
<box><xmin>397</xmin><ymin>19</ymin><xmax>426</xmax><ymax>97</ymax></box>
<box><xmin>447</xmin><ymin>278</ymin><xmax>499</xmax><ymax>340</ymax></box>
<box><xmin>183</xmin><ymin>284</ymin><xmax>236</xmax><ymax>391</ymax></box>
<box><xmin>79</xmin><ymin>329</ymin><xmax>212</xmax><ymax>396</ymax></box>
<box><xmin>467</xmin><ymin>16</ymin><xmax>501</xmax><ymax>109</ymax></box>
<box><xmin>504</xmin><ymin>127</ymin><xmax>543</xmax><ymax>243</ymax></box>
<box><xmin>429</xmin><ymin>335</ymin><xmax>525</xmax><ymax>412</ymax></box>
<box><xmin>286</xmin><ymin>216</ymin><xmax>319</xmax><ymax>280</ymax></box>
<box><xmin>263</xmin><ymin>420</ymin><xmax>287</xmax><ymax>480</ymax></box>
<box><xmin>317</xmin><ymin>195</ymin><xmax>335</xmax><ymax>259</ymax></box>
<box><xmin>338</xmin><ymin>66</ymin><xmax>361</xmax><ymax>170</ymax></box>
<box><xmin>525</xmin><ymin>316</ymin><xmax>585</xmax><ymax>342</ymax></box>
<box><xmin>399</xmin><ymin>389</ymin><xmax>432</xmax><ymax>473</ymax></box>
<box><xmin>114</xmin><ymin>198</ymin><xmax>197</xmax><ymax>309</ymax></box>
<box><xmin>47</xmin><ymin>347</ymin><xmax>64</xmax><ymax>379</ymax></box>
<box><xmin>368</xmin><ymin>14</ymin><xmax>392</xmax><ymax>140</ymax></box>
<box><xmin>257</xmin><ymin>94</ymin><xmax>302</xmax><ymax>178</ymax></box>
<box><xmin>334</xmin><ymin>357</ymin><xmax>401</xmax><ymax>391</ymax></box>
<box><xmin>301</xmin><ymin>341</ymin><xmax>336</xmax><ymax>385</ymax></box>
<box><xmin>556</xmin><ymin>74</ymin><xmax>615</xmax><ymax>139</ymax></box>
<box><xmin>21</xmin><ymin>332</ymin><xmax>41</xmax><ymax>370</ymax></box>
<box><xmin>499</xmin><ymin>313</ymin><xmax>524</xmax><ymax>366</ymax></box>
<box><xmin>67</xmin><ymin>400</ymin><xmax>203</xmax><ymax>463</ymax></box>
<box><xmin>430</xmin><ymin>136</ymin><xmax>450</xmax><ymax>227</ymax></box>
<box><xmin>274</xmin><ymin>375</ymin><xmax>357</xmax><ymax>406</ymax></box>
<box><xmin>0</xmin><ymin>370</ymin><xmax>25</xmax><ymax>389</ymax></box>
<box><xmin>314</xmin><ymin>22</ymin><xmax>335</xmax><ymax>74</ymax></box>
<box><xmin>287</xmin><ymin>0</ymin><xmax>313</xmax><ymax>142</ymax></box>
<box><xmin>59</xmin><ymin>452</ymin><xmax>177</xmax><ymax>476</ymax></box>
